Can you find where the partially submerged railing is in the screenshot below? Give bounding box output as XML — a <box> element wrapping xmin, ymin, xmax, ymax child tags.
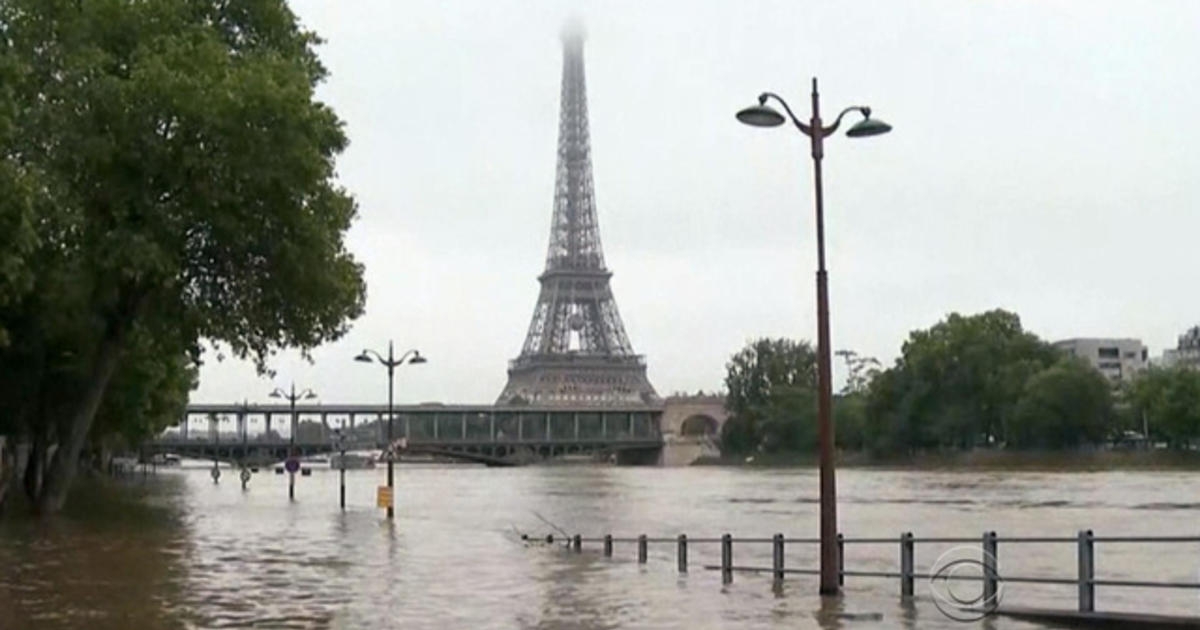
<box><xmin>555</xmin><ymin>531</ymin><xmax>1200</xmax><ymax>614</ymax></box>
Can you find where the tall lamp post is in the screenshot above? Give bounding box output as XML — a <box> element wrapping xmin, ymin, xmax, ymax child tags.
<box><xmin>355</xmin><ymin>341</ymin><xmax>426</xmax><ymax>519</ymax></box>
<box><xmin>270</xmin><ymin>383</ymin><xmax>317</xmax><ymax>501</ymax></box>
<box><xmin>737</xmin><ymin>78</ymin><xmax>891</xmax><ymax>595</ymax></box>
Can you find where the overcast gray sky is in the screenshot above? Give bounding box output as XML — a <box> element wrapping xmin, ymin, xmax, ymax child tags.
<box><xmin>193</xmin><ymin>0</ymin><xmax>1200</xmax><ymax>406</ymax></box>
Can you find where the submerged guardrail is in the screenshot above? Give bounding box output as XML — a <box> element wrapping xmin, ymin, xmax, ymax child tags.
<box><xmin>552</xmin><ymin>531</ymin><xmax>1200</xmax><ymax>619</ymax></box>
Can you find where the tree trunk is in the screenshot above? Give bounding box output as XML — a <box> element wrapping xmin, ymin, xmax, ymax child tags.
<box><xmin>0</xmin><ymin>439</ymin><xmax>21</xmax><ymax>513</ymax></box>
<box><xmin>23</xmin><ymin>429</ymin><xmax>44</xmax><ymax>502</ymax></box>
<box><xmin>34</xmin><ymin>333</ymin><xmax>125</xmax><ymax>514</ymax></box>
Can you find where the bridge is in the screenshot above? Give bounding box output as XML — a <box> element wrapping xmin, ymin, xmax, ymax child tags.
<box><xmin>150</xmin><ymin>403</ymin><xmax>666</xmax><ymax>466</ymax></box>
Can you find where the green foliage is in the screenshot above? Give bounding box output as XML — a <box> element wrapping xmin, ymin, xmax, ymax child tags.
<box><xmin>1009</xmin><ymin>358</ymin><xmax>1114</xmax><ymax>449</ymax></box>
<box><xmin>721</xmin><ymin>338</ymin><xmax>817</xmax><ymax>454</ymax></box>
<box><xmin>0</xmin><ymin>0</ymin><xmax>365</xmax><ymax>511</ymax></box>
<box><xmin>3</xmin><ymin>0</ymin><xmax>364</xmax><ymax>364</ymax></box>
<box><xmin>834</xmin><ymin>392</ymin><xmax>868</xmax><ymax>451</ymax></box>
<box><xmin>1126</xmin><ymin>366</ymin><xmax>1200</xmax><ymax>447</ymax></box>
<box><xmin>836</xmin><ymin>350</ymin><xmax>881</xmax><ymax>395</ymax></box>
<box><xmin>0</xmin><ymin>50</ymin><xmax>37</xmax><ymax>347</ymax></box>
<box><xmin>832</xmin><ymin>351</ymin><xmax>878</xmax><ymax>451</ymax></box>
<box><xmin>864</xmin><ymin>310</ymin><xmax>1089</xmax><ymax>453</ymax></box>
<box><xmin>91</xmin><ymin>327</ymin><xmax>198</xmax><ymax>446</ymax></box>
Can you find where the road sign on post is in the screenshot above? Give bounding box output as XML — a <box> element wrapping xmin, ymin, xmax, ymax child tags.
<box><xmin>377</xmin><ymin>485</ymin><xmax>394</xmax><ymax>509</ymax></box>
<box><xmin>284</xmin><ymin>458</ymin><xmax>300</xmax><ymax>474</ymax></box>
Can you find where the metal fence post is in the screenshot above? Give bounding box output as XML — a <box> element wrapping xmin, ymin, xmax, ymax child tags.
<box><xmin>721</xmin><ymin>533</ymin><xmax>733</xmax><ymax>584</ymax></box>
<box><xmin>900</xmin><ymin>532</ymin><xmax>914</xmax><ymax>598</ymax></box>
<box><xmin>836</xmin><ymin>533</ymin><xmax>845</xmax><ymax>586</ymax></box>
<box><xmin>637</xmin><ymin>534</ymin><xmax>648</xmax><ymax>564</ymax></box>
<box><xmin>983</xmin><ymin>530</ymin><xmax>998</xmax><ymax>606</ymax></box>
<box><xmin>1078</xmin><ymin>529</ymin><xmax>1095</xmax><ymax>612</ymax></box>
<box><xmin>573</xmin><ymin>534</ymin><xmax>581</xmax><ymax>553</ymax></box>
<box><xmin>603</xmin><ymin>534</ymin><xmax>613</xmax><ymax>557</ymax></box>
<box><xmin>677</xmin><ymin>534</ymin><xmax>688</xmax><ymax>573</ymax></box>
<box><xmin>772</xmin><ymin>533</ymin><xmax>785</xmax><ymax>583</ymax></box>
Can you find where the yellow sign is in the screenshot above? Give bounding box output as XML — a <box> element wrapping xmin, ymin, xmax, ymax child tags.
<box><xmin>376</xmin><ymin>485</ymin><xmax>394</xmax><ymax>509</ymax></box>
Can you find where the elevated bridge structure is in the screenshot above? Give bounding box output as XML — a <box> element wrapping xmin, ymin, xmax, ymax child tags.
<box><xmin>150</xmin><ymin>404</ymin><xmax>664</xmax><ymax>466</ymax></box>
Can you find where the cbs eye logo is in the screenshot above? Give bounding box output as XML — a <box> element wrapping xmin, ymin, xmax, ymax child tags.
<box><xmin>928</xmin><ymin>546</ymin><xmax>1004</xmax><ymax>622</ymax></box>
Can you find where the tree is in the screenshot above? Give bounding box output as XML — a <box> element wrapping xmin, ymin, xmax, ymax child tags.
<box><xmin>1009</xmin><ymin>358</ymin><xmax>1115</xmax><ymax>449</ymax></box>
<box><xmin>89</xmin><ymin>328</ymin><xmax>198</xmax><ymax>449</ymax></box>
<box><xmin>834</xmin><ymin>392</ymin><xmax>868</xmax><ymax>451</ymax></box>
<box><xmin>1126</xmin><ymin>366</ymin><xmax>1200</xmax><ymax>447</ymax></box>
<box><xmin>832</xmin><ymin>350</ymin><xmax>879</xmax><ymax>451</ymax></box>
<box><xmin>836</xmin><ymin>350</ymin><xmax>881</xmax><ymax>395</ymax></box>
<box><xmin>0</xmin><ymin>0</ymin><xmax>365</xmax><ymax>512</ymax></box>
<box><xmin>721</xmin><ymin>338</ymin><xmax>817</xmax><ymax>454</ymax></box>
<box><xmin>865</xmin><ymin>310</ymin><xmax>1061</xmax><ymax>453</ymax></box>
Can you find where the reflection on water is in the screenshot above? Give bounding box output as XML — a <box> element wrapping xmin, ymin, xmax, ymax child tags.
<box><xmin>2</xmin><ymin>465</ymin><xmax>1198</xmax><ymax>629</ymax></box>
<box><xmin>0</xmin><ymin>478</ymin><xmax>189</xmax><ymax>629</ymax></box>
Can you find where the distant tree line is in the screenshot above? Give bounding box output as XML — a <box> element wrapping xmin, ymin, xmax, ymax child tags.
<box><xmin>721</xmin><ymin>310</ymin><xmax>1200</xmax><ymax>456</ymax></box>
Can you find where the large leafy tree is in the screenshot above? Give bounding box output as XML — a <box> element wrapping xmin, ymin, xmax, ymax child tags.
<box><xmin>1126</xmin><ymin>366</ymin><xmax>1200</xmax><ymax>447</ymax></box>
<box><xmin>1009</xmin><ymin>358</ymin><xmax>1115</xmax><ymax>449</ymax></box>
<box><xmin>722</xmin><ymin>338</ymin><xmax>817</xmax><ymax>454</ymax></box>
<box><xmin>865</xmin><ymin>310</ymin><xmax>1062</xmax><ymax>452</ymax></box>
<box><xmin>0</xmin><ymin>0</ymin><xmax>365</xmax><ymax>513</ymax></box>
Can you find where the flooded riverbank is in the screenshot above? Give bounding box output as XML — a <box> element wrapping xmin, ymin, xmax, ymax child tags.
<box><xmin>2</xmin><ymin>466</ymin><xmax>1198</xmax><ymax>629</ymax></box>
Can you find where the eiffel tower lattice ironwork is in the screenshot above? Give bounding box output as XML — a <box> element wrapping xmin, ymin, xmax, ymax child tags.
<box><xmin>497</xmin><ymin>25</ymin><xmax>658</xmax><ymax>407</ymax></box>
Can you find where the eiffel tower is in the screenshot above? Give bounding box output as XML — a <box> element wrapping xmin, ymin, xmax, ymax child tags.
<box><xmin>497</xmin><ymin>24</ymin><xmax>658</xmax><ymax>407</ymax></box>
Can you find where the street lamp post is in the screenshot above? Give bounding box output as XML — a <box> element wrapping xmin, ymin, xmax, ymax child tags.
<box><xmin>737</xmin><ymin>78</ymin><xmax>890</xmax><ymax>595</ymax></box>
<box><xmin>355</xmin><ymin>341</ymin><xmax>426</xmax><ymax>519</ymax></box>
<box><xmin>333</xmin><ymin>425</ymin><xmax>347</xmax><ymax>510</ymax></box>
<box><xmin>270</xmin><ymin>383</ymin><xmax>317</xmax><ymax>501</ymax></box>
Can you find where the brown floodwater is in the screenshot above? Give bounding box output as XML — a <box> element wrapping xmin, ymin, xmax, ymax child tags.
<box><xmin>1</xmin><ymin>464</ymin><xmax>1198</xmax><ymax>629</ymax></box>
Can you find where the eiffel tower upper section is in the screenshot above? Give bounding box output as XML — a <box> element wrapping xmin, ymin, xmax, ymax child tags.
<box><xmin>497</xmin><ymin>24</ymin><xmax>658</xmax><ymax>407</ymax></box>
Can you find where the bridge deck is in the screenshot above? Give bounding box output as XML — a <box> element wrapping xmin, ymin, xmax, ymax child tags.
<box><xmin>158</xmin><ymin>404</ymin><xmax>665</xmax><ymax>466</ymax></box>
<box><xmin>150</xmin><ymin>436</ymin><xmax>663</xmax><ymax>466</ymax></box>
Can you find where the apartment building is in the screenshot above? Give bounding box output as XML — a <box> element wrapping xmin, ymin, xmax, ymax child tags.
<box><xmin>1053</xmin><ymin>338</ymin><xmax>1148</xmax><ymax>384</ymax></box>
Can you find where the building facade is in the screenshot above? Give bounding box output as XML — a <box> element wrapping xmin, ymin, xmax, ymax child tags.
<box><xmin>1053</xmin><ymin>338</ymin><xmax>1148</xmax><ymax>383</ymax></box>
<box><xmin>1160</xmin><ymin>326</ymin><xmax>1200</xmax><ymax>369</ymax></box>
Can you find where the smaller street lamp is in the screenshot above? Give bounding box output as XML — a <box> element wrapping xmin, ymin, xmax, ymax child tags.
<box><xmin>270</xmin><ymin>383</ymin><xmax>317</xmax><ymax>501</ymax></box>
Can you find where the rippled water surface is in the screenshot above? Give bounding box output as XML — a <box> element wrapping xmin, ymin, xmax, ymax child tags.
<box><xmin>2</xmin><ymin>465</ymin><xmax>1199</xmax><ymax>629</ymax></box>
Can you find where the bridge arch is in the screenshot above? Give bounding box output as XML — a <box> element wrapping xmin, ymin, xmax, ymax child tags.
<box><xmin>660</xmin><ymin>395</ymin><xmax>729</xmax><ymax>440</ymax></box>
<box><xmin>680</xmin><ymin>414</ymin><xmax>719</xmax><ymax>436</ymax></box>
